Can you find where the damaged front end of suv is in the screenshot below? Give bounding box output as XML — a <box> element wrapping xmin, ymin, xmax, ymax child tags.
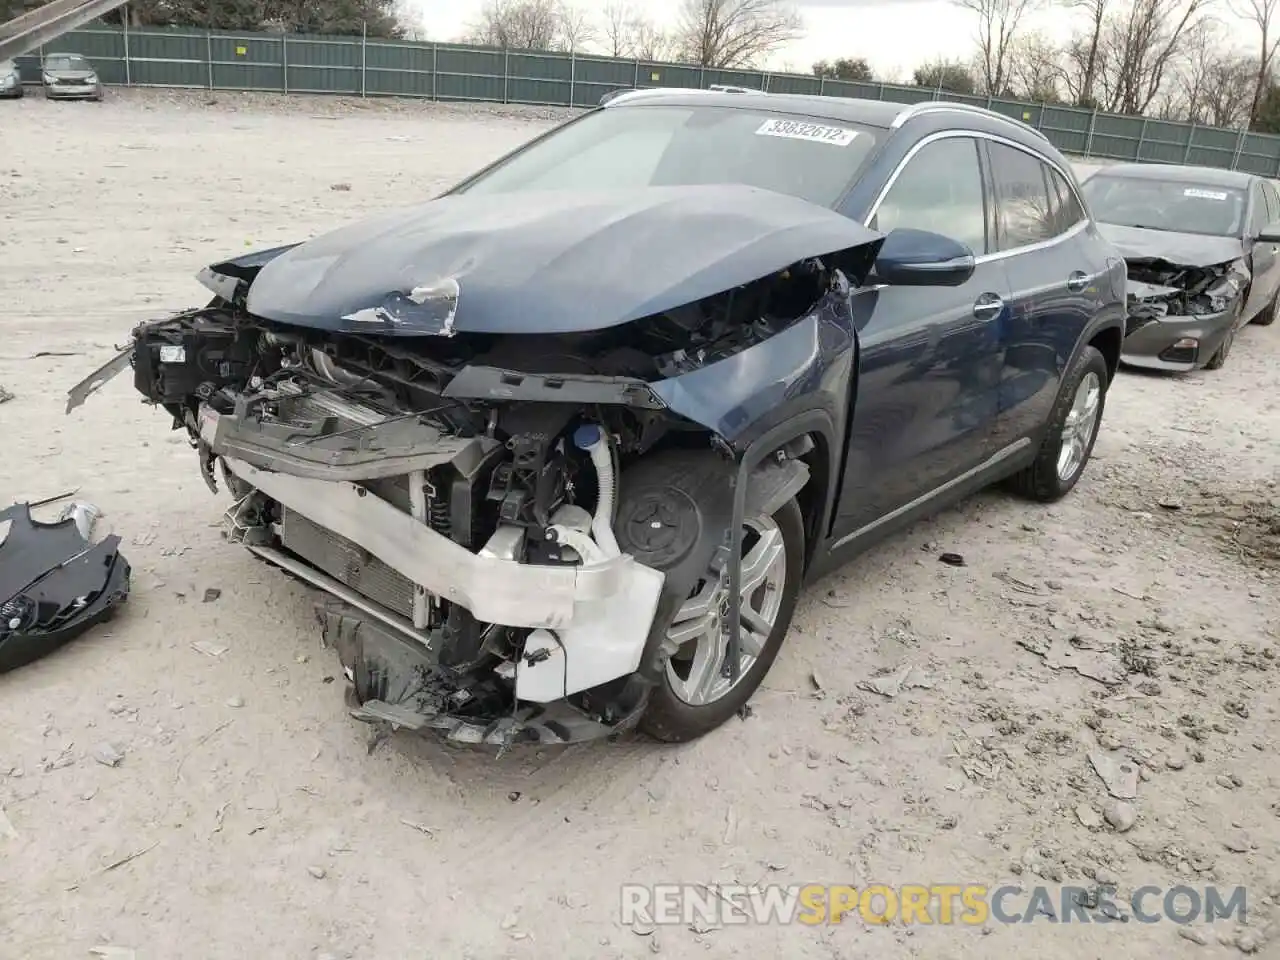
<box><xmin>67</xmin><ymin>185</ymin><xmax>884</xmax><ymax>746</ymax></box>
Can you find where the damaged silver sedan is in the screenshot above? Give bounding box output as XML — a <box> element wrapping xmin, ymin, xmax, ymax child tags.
<box><xmin>68</xmin><ymin>90</ymin><xmax>1125</xmax><ymax>745</ymax></box>
<box><xmin>1082</xmin><ymin>163</ymin><xmax>1280</xmax><ymax>371</ymax></box>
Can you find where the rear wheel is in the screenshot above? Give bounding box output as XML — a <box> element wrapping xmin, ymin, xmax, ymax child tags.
<box><xmin>1006</xmin><ymin>345</ymin><xmax>1109</xmax><ymax>503</ymax></box>
<box><xmin>640</xmin><ymin>496</ymin><xmax>804</xmax><ymax>743</ymax></box>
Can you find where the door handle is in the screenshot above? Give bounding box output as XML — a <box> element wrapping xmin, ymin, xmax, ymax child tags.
<box><xmin>973</xmin><ymin>293</ymin><xmax>1004</xmax><ymax>320</ymax></box>
<box><xmin>1067</xmin><ymin>271</ymin><xmax>1089</xmax><ymax>292</ymax></box>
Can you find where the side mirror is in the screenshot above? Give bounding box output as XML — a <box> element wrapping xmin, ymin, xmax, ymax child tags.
<box><xmin>1257</xmin><ymin>221</ymin><xmax>1280</xmax><ymax>244</ymax></box>
<box><xmin>872</xmin><ymin>228</ymin><xmax>976</xmax><ymax>287</ymax></box>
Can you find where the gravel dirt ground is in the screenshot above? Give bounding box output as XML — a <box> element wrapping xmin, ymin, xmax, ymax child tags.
<box><xmin>1</xmin><ymin>89</ymin><xmax>1278</xmax><ymax>960</ymax></box>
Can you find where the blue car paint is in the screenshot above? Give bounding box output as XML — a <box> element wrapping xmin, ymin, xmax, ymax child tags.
<box><xmin>192</xmin><ymin>94</ymin><xmax>1126</xmax><ymax>577</ymax></box>
<box><xmin>651</xmin><ymin>281</ymin><xmax>856</xmax><ymax>449</ymax></box>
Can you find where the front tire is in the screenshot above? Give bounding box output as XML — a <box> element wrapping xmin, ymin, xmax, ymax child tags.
<box><xmin>1251</xmin><ymin>292</ymin><xmax>1276</xmax><ymax>326</ymax></box>
<box><xmin>640</xmin><ymin>496</ymin><xmax>805</xmax><ymax>743</ymax></box>
<box><xmin>1006</xmin><ymin>344</ymin><xmax>1109</xmax><ymax>503</ymax></box>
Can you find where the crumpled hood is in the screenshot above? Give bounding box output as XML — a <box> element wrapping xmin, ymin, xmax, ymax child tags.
<box><xmin>1098</xmin><ymin>222</ymin><xmax>1244</xmax><ymax>268</ymax></box>
<box><xmin>242</xmin><ymin>185</ymin><xmax>885</xmax><ymax>336</ymax></box>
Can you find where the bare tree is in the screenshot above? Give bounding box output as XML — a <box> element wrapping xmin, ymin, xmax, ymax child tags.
<box><xmin>602</xmin><ymin>0</ymin><xmax>636</xmax><ymax>56</ymax></box>
<box><xmin>1092</xmin><ymin>0</ymin><xmax>1215</xmax><ymax>115</ymax></box>
<box><xmin>673</xmin><ymin>0</ymin><xmax>803</xmax><ymax>68</ymax></box>
<box><xmin>464</xmin><ymin>0</ymin><xmax>560</xmax><ymax>50</ymax></box>
<box><xmin>633</xmin><ymin>21</ymin><xmax>676</xmax><ymax>60</ymax></box>
<box><xmin>1231</xmin><ymin>0</ymin><xmax>1280</xmax><ymax>125</ymax></box>
<box><xmin>952</xmin><ymin>0</ymin><xmax>1043</xmax><ymax>94</ymax></box>
<box><xmin>556</xmin><ymin>1</ymin><xmax>597</xmax><ymax>52</ymax></box>
<box><xmin>1059</xmin><ymin>0</ymin><xmax>1111</xmax><ymax>105</ymax></box>
<box><xmin>1006</xmin><ymin>30</ymin><xmax>1065</xmax><ymax>100</ymax></box>
<box><xmin>601</xmin><ymin>0</ymin><xmax>672</xmax><ymax>58</ymax></box>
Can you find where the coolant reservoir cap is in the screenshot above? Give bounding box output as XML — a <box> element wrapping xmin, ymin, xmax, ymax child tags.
<box><xmin>573</xmin><ymin>424</ymin><xmax>602</xmax><ymax>449</ymax></box>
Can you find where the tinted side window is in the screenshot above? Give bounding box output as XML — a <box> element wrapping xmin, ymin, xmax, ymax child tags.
<box><xmin>988</xmin><ymin>142</ymin><xmax>1055</xmax><ymax>250</ymax></box>
<box><xmin>1046</xmin><ymin>167</ymin><xmax>1086</xmax><ymax>236</ymax></box>
<box><xmin>873</xmin><ymin>137</ymin><xmax>988</xmax><ymax>254</ymax></box>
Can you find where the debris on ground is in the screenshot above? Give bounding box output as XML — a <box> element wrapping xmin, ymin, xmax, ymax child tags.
<box><xmin>1103</xmin><ymin>799</ymin><xmax>1136</xmax><ymax>832</ymax></box>
<box><xmin>1075</xmin><ymin>803</ymin><xmax>1103</xmax><ymax>829</ymax></box>
<box><xmin>0</xmin><ymin>807</ymin><xmax>17</xmax><ymax>840</ymax></box>
<box><xmin>190</xmin><ymin>640</ymin><xmax>228</xmax><ymax>657</ymax></box>
<box><xmin>0</xmin><ymin>501</ymin><xmax>131</xmax><ymax>674</ymax></box>
<box><xmin>1016</xmin><ymin>634</ymin><xmax>1127</xmax><ymax>685</ymax></box>
<box><xmin>858</xmin><ymin>664</ymin><xmax>933</xmax><ymax>698</ymax></box>
<box><xmin>88</xmin><ymin>947</ymin><xmax>137</xmax><ymax>960</ymax></box>
<box><xmin>91</xmin><ymin>742</ymin><xmax>124</xmax><ymax>767</ymax></box>
<box><xmin>0</xmin><ymin>385</ymin><xmax>12</xmax><ymax>404</ymax></box>
<box><xmin>202</xmin><ymin>588</ymin><xmax>221</xmax><ymax>603</ymax></box>
<box><xmin>1088</xmin><ymin>751</ymin><xmax>1140</xmax><ymax>800</ymax></box>
<box><xmin>938</xmin><ymin>552</ymin><xmax>966</xmax><ymax>567</ymax></box>
<box><xmin>57</xmin><ymin>500</ymin><xmax>102</xmax><ymax>541</ymax></box>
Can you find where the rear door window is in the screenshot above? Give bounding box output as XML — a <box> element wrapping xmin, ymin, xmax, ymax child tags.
<box><xmin>871</xmin><ymin>136</ymin><xmax>988</xmax><ymax>254</ymax></box>
<box><xmin>1046</xmin><ymin>166</ymin><xmax>1087</xmax><ymax>236</ymax></box>
<box><xmin>988</xmin><ymin>142</ymin><xmax>1056</xmax><ymax>251</ymax></box>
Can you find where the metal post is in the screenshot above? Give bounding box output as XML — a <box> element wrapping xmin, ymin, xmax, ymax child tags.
<box><xmin>1035</xmin><ymin>101</ymin><xmax>1045</xmax><ymax>129</ymax></box>
<box><xmin>431</xmin><ymin>41</ymin><xmax>438</xmax><ymax>100</ymax></box>
<box><xmin>818</xmin><ymin>76</ymin><xmax>825</xmax><ymax>95</ymax></box>
<box><xmin>632</xmin><ymin>57</ymin><xmax>639</xmax><ymax>90</ymax></box>
<box><xmin>1183</xmin><ymin>122</ymin><xmax>1196</xmax><ymax>163</ymax></box>
<box><xmin>1135</xmin><ymin>117</ymin><xmax>1149</xmax><ymax>162</ymax></box>
<box><xmin>281</xmin><ymin>33</ymin><xmax>287</xmax><ymax>94</ymax></box>
<box><xmin>122</xmin><ymin>8</ymin><xmax>130</xmax><ymax>86</ymax></box>
<box><xmin>699</xmin><ymin>65</ymin><xmax>705</xmax><ymax>89</ymax></box>
<box><xmin>1084</xmin><ymin>106</ymin><xmax>1098</xmax><ymax>158</ymax></box>
<box><xmin>569</xmin><ymin>49</ymin><xmax>576</xmax><ymax>107</ymax></box>
<box><xmin>1230</xmin><ymin>126</ymin><xmax>1247</xmax><ymax>171</ymax></box>
<box><xmin>360</xmin><ymin>21</ymin><xmax>366</xmax><ymax>97</ymax></box>
<box><xmin>206</xmin><ymin>30</ymin><xmax>213</xmax><ymax>90</ymax></box>
<box><xmin>878</xmin><ymin>81</ymin><xmax>885</xmax><ymax>102</ymax></box>
<box><xmin>762</xmin><ymin>71</ymin><xmax>770</xmax><ymax>93</ymax></box>
<box><xmin>502</xmin><ymin>48</ymin><xmax>509</xmax><ymax>103</ymax></box>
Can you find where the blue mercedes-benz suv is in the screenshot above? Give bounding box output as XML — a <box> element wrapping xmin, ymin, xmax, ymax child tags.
<box><xmin>66</xmin><ymin>89</ymin><xmax>1127</xmax><ymax>745</ymax></box>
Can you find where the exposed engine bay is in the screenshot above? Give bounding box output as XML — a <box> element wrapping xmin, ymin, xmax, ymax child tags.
<box><xmin>1125</xmin><ymin>257</ymin><xmax>1250</xmax><ymax>333</ymax></box>
<box><xmin>74</xmin><ymin>257</ymin><xmax>842</xmax><ymax>745</ymax></box>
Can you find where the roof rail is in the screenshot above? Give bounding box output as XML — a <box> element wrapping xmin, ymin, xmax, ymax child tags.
<box><xmin>890</xmin><ymin>100</ymin><xmax>1050</xmax><ymax>142</ymax></box>
<box><xmin>707</xmin><ymin>84</ymin><xmax>759</xmax><ymax>94</ymax></box>
<box><xmin>601</xmin><ymin>86</ymin><xmax>745</xmax><ymax>107</ymax></box>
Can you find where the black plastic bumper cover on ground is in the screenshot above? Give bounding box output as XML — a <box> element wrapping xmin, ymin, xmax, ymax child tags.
<box><xmin>0</xmin><ymin>503</ymin><xmax>131</xmax><ymax>674</ymax></box>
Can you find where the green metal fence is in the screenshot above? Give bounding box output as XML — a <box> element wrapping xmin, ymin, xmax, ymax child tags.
<box><xmin>14</xmin><ymin>24</ymin><xmax>1280</xmax><ymax>176</ymax></box>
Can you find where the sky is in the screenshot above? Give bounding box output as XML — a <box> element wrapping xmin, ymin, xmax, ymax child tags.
<box><xmin>415</xmin><ymin>0</ymin><xmax>1261</xmax><ymax>81</ymax></box>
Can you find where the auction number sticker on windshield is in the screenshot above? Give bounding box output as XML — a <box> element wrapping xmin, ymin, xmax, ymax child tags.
<box><xmin>1184</xmin><ymin>187</ymin><xmax>1230</xmax><ymax>200</ymax></box>
<box><xmin>756</xmin><ymin>118</ymin><xmax>858</xmax><ymax>146</ymax></box>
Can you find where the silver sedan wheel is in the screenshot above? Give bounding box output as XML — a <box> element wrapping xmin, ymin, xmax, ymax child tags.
<box><xmin>664</xmin><ymin>515</ymin><xmax>787</xmax><ymax>706</ymax></box>
<box><xmin>1057</xmin><ymin>371</ymin><xmax>1102</xmax><ymax>482</ymax></box>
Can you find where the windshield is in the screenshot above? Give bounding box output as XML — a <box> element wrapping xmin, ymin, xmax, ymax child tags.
<box><xmin>0</xmin><ymin>60</ymin><xmax>15</xmax><ymax>74</ymax></box>
<box><xmin>455</xmin><ymin>105</ymin><xmax>880</xmax><ymax>208</ymax></box>
<box><xmin>45</xmin><ymin>55</ymin><xmax>90</xmax><ymax>72</ymax></box>
<box><xmin>1081</xmin><ymin>174</ymin><xmax>1246</xmax><ymax>237</ymax></box>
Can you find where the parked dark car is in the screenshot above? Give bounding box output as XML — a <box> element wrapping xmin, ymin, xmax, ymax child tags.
<box><xmin>0</xmin><ymin>58</ymin><xmax>23</xmax><ymax>98</ymax></box>
<box><xmin>41</xmin><ymin>52</ymin><xmax>103</xmax><ymax>101</ymax></box>
<box><xmin>1081</xmin><ymin>162</ymin><xmax>1279</xmax><ymax>371</ymax></box>
<box><xmin>67</xmin><ymin>90</ymin><xmax>1126</xmax><ymax>745</ymax></box>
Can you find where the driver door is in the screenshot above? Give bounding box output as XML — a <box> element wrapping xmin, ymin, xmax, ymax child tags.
<box><xmin>832</xmin><ymin>135</ymin><xmax>1007</xmax><ymax>540</ymax></box>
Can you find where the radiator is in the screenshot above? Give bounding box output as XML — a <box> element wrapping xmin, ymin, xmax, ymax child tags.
<box><xmin>280</xmin><ymin>507</ymin><xmax>416</xmax><ymax>619</ymax></box>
